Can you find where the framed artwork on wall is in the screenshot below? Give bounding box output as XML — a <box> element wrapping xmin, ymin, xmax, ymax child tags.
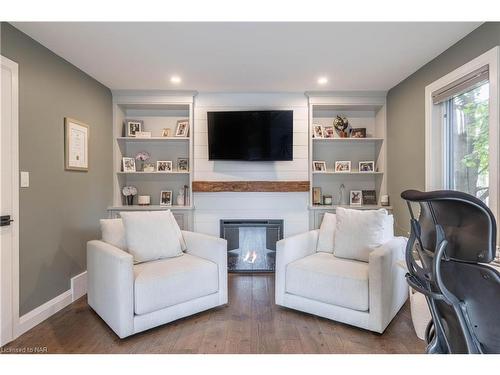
<box><xmin>65</xmin><ymin>117</ymin><xmax>89</xmax><ymax>171</ymax></box>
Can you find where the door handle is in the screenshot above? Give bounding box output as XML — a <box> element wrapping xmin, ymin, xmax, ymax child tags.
<box><xmin>0</xmin><ymin>215</ymin><xmax>14</xmax><ymax>227</ymax></box>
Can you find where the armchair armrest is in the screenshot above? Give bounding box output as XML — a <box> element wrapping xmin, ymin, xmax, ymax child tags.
<box><xmin>368</xmin><ymin>236</ymin><xmax>409</xmax><ymax>333</ymax></box>
<box><xmin>182</xmin><ymin>231</ymin><xmax>228</xmax><ymax>305</ymax></box>
<box><xmin>87</xmin><ymin>240</ymin><xmax>134</xmax><ymax>338</ymax></box>
<box><xmin>275</xmin><ymin>230</ymin><xmax>319</xmax><ymax>305</ymax></box>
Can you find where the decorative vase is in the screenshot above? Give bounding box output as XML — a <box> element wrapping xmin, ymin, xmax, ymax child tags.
<box><xmin>176</xmin><ymin>189</ymin><xmax>185</xmax><ymax>206</ymax></box>
<box><xmin>126</xmin><ymin>195</ymin><xmax>134</xmax><ymax>206</ymax></box>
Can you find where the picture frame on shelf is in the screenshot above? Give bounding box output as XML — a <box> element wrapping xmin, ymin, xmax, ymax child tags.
<box><xmin>175</xmin><ymin>120</ymin><xmax>189</xmax><ymax>137</ymax></box>
<box><xmin>323</xmin><ymin>126</ymin><xmax>335</xmax><ymax>138</ymax></box>
<box><xmin>362</xmin><ymin>190</ymin><xmax>377</xmax><ymax>205</ymax></box>
<box><xmin>359</xmin><ymin>161</ymin><xmax>375</xmax><ymax>172</ymax></box>
<box><xmin>351</xmin><ymin>128</ymin><xmax>367</xmax><ymax>138</ymax></box>
<box><xmin>313</xmin><ymin>124</ymin><xmax>324</xmax><ymax>138</ymax></box>
<box><xmin>177</xmin><ymin>158</ymin><xmax>189</xmax><ymax>172</ymax></box>
<box><xmin>64</xmin><ymin>117</ymin><xmax>89</xmax><ymax>171</ymax></box>
<box><xmin>157</xmin><ymin>160</ymin><xmax>173</xmax><ymax>172</ymax></box>
<box><xmin>122</xmin><ymin>157</ymin><xmax>136</xmax><ymax>172</ymax></box>
<box><xmin>160</xmin><ymin>190</ymin><xmax>173</xmax><ymax>206</ymax></box>
<box><xmin>313</xmin><ymin>161</ymin><xmax>327</xmax><ymax>172</ymax></box>
<box><xmin>161</xmin><ymin>128</ymin><xmax>171</xmax><ymax>137</ymax></box>
<box><xmin>335</xmin><ymin>161</ymin><xmax>351</xmax><ymax>173</ymax></box>
<box><xmin>350</xmin><ymin>190</ymin><xmax>362</xmax><ymax>206</ymax></box>
<box><xmin>312</xmin><ymin>187</ymin><xmax>322</xmax><ymax>205</ymax></box>
<box><xmin>125</xmin><ymin>120</ymin><xmax>143</xmax><ymax>137</ymax></box>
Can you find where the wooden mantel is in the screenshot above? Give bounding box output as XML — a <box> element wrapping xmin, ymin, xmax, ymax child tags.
<box><xmin>192</xmin><ymin>181</ymin><xmax>310</xmax><ymax>193</ymax></box>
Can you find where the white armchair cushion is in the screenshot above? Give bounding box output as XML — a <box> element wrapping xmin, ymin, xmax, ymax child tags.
<box><xmin>100</xmin><ymin>218</ymin><xmax>127</xmax><ymax>251</ymax></box>
<box><xmin>167</xmin><ymin>210</ymin><xmax>187</xmax><ymax>251</ymax></box>
<box><xmin>286</xmin><ymin>252</ymin><xmax>369</xmax><ymax>311</ymax></box>
<box><xmin>133</xmin><ymin>253</ymin><xmax>218</xmax><ymax>315</ymax></box>
<box><xmin>334</xmin><ymin>207</ymin><xmax>389</xmax><ymax>262</ymax></box>
<box><xmin>316</xmin><ymin>213</ymin><xmax>336</xmax><ymax>253</ymax></box>
<box><xmin>120</xmin><ymin>211</ymin><xmax>183</xmax><ymax>263</ymax></box>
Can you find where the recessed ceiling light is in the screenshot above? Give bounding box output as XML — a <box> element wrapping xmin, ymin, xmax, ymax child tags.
<box><xmin>170</xmin><ymin>75</ymin><xmax>182</xmax><ymax>84</ymax></box>
<box><xmin>317</xmin><ymin>77</ymin><xmax>328</xmax><ymax>85</ymax></box>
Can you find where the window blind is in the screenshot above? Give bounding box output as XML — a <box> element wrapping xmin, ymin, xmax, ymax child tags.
<box><xmin>432</xmin><ymin>65</ymin><xmax>489</xmax><ymax>104</ymax></box>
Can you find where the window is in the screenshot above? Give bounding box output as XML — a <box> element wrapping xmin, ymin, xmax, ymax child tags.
<box><xmin>426</xmin><ymin>47</ymin><xmax>499</xmax><ymax>221</ymax></box>
<box><xmin>443</xmin><ymin>82</ymin><xmax>490</xmax><ymax>203</ymax></box>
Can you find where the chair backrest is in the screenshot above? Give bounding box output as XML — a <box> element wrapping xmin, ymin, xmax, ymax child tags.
<box><xmin>401</xmin><ymin>189</ymin><xmax>500</xmax><ymax>354</ymax></box>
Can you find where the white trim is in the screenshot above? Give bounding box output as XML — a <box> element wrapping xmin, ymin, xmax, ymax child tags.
<box><xmin>425</xmin><ymin>46</ymin><xmax>500</xmax><ymax>221</ymax></box>
<box><xmin>71</xmin><ymin>271</ymin><xmax>87</xmax><ymax>302</ymax></box>
<box><xmin>0</xmin><ymin>56</ymin><xmax>19</xmax><ymax>347</ymax></box>
<box><xmin>15</xmin><ymin>290</ymin><xmax>72</xmax><ymax>338</ymax></box>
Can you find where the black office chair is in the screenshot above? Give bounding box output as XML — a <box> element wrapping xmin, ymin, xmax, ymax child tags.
<box><xmin>401</xmin><ymin>189</ymin><xmax>500</xmax><ymax>354</ymax></box>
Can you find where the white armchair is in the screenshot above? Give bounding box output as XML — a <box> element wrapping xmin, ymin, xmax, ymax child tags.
<box><xmin>87</xmin><ymin>230</ymin><xmax>227</xmax><ymax>338</ymax></box>
<box><xmin>275</xmin><ymin>228</ymin><xmax>408</xmax><ymax>333</ymax></box>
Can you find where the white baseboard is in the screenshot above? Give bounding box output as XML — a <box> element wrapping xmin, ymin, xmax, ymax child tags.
<box><xmin>16</xmin><ymin>290</ymin><xmax>72</xmax><ymax>337</ymax></box>
<box><xmin>15</xmin><ymin>271</ymin><xmax>88</xmax><ymax>338</ymax></box>
<box><xmin>71</xmin><ymin>271</ymin><xmax>87</xmax><ymax>302</ymax></box>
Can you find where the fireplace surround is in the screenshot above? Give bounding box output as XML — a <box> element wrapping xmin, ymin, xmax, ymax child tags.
<box><xmin>220</xmin><ymin>219</ymin><xmax>284</xmax><ymax>272</ymax></box>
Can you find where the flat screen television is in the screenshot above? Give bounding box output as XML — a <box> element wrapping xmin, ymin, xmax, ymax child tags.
<box><xmin>207</xmin><ymin>110</ymin><xmax>293</xmax><ymax>161</ymax></box>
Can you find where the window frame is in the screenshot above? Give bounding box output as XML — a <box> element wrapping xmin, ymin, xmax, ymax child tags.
<box><xmin>425</xmin><ymin>46</ymin><xmax>500</xmax><ymax>221</ymax></box>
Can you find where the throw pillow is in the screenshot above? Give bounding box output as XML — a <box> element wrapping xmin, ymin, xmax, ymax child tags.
<box><xmin>120</xmin><ymin>211</ymin><xmax>183</xmax><ymax>263</ymax></box>
<box><xmin>167</xmin><ymin>210</ymin><xmax>187</xmax><ymax>251</ymax></box>
<box><xmin>317</xmin><ymin>213</ymin><xmax>336</xmax><ymax>253</ymax></box>
<box><xmin>100</xmin><ymin>218</ymin><xmax>127</xmax><ymax>251</ymax></box>
<box><xmin>334</xmin><ymin>207</ymin><xmax>388</xmax><ymax>262</ymax></box>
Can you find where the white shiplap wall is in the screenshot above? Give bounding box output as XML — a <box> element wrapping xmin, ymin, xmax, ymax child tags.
<box><xmin>193</xmin><ymin>93</ymin><xmax>309</xmax><ymax>237</ymax></box>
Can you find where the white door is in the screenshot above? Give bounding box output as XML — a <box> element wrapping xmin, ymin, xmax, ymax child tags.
<box><xmin>0</xmin><ymin>56</ymin><xmax>19</xmax><ymax>346</ymax></box>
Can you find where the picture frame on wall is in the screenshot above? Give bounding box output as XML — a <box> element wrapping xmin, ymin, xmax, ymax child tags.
<box><xmin>122</xmin><ymin>157</ymin><xmax>136</xmax><ymax>172</ymax></box>
<box><xmin>125</xmin><ymin>119</ymin><xmax>143</xmax><ymax>137</ymax></box>
<box><xmin>313</xmin><ymin>161</ymin><xmax>327</xmax><ymax>172</ymax></box>
<box><xmin>175</xmin><ymin>120</ymin><xmax>189</xmax><ymax>137</ymax></box>
<box><xmin>157</xmin><ymin>160</ymin><xmax>173</xmax><ymax>172</ymax></box>
<box><xmin>335</xmin><ymin>161</ymin><xmax>351</xmax><ymax>173</ymax></box>
<box><xmin>65</xmin><ymin>117</ymin><xmax>89</xmax><ymax>171</ymax></box>
<box><xmin>350</xmin><ymin>190</ymin><xmax>362</xmax><ymax>206</ymax></box>
<box><xmin>359</xmin><ymin>161</ymin><xmax>375</xmax><ymax>172</ymax></box>
<box><xmin>160</xmin><ymin>190</ymin><xmax>173</xmax><ymax>206</ymax></box>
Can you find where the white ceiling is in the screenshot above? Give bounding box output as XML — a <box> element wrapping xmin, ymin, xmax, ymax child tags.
<box><xmin>12</xmin><ymin>22</ymin><xmax>481</xmax><ymax>92</ymax></box>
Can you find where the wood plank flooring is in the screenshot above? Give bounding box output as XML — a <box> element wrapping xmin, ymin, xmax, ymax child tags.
<box><xmin>2</xmin><ymin>274</ymin><xmax>425</xmax><ymax>354</ymax></box>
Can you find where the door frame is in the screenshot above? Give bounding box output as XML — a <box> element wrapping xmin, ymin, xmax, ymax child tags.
<box><xmin>1</xmin><ymin>55</ymin><xmax>20</xmax><ymax>346</ymax></box>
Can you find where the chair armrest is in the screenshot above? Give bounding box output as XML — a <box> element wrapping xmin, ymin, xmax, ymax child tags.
<box><xmin>87</xmin><ymin>240</ymin><xmax>134</xmax><ymax>338</ymax></box>
<box><xmin>275</xmin><ymin>230</ymin><xmax>319</xmax><ymax>305</ymax></box>
<box><xmin>368</xmin><ymin>236</ymin><xmax>409</xmax><ymax>333</ymax></box>
<box><xmin>182</xmin><ymin>231</ymin><xmax>228</xmax><ymax>305</ymax></box>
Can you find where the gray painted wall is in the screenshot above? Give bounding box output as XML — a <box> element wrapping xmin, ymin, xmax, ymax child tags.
<box><xmin>387</xmin><ymin>22</ymin><xmax>500</xmax><ymax>235</ymax></box>
<box><xmin>1</xmin><ymin>23</ymin><xmax>113</xmax><ymax>315</ymax></box>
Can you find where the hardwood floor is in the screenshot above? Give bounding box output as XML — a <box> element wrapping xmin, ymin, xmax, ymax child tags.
<box><xmin>2</xmin><ymin>274</ymin><xmax>425</xmax><ymax>354</ymax></box>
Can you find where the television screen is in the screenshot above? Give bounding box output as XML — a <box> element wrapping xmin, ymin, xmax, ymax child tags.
<box><xmin>207</xmin><ymin>110</ymin><xmax>293</xmax><ymax>161</ymax></box>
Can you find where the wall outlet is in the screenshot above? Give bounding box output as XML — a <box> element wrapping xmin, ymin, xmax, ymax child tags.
<box><xmin>20</xmin><ymin>171</ymin><xmax>29</xmax><ymax>188</ymax></box>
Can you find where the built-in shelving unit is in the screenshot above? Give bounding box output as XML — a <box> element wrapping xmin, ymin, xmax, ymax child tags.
<box><xmin>306</xmin><ymin>92</ymin><xmax>390</xmax><ymax>229</ymax></box>
<box><xmin>109</xmin><ymin>91</ymin><xmax>197</xmax><ymax>230</ymax></box>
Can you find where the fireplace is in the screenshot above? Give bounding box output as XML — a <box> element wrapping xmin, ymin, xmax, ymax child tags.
<box><xmin>220</xmin><ymin>219</ymin><xmax>284</xmax><ymax>273</ymax></box>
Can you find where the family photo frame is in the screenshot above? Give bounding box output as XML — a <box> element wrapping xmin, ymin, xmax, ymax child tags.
<box><xmin>125</xmin><ymin>119</ymin><xmax>143</xmax><ymax>137</ymax></box>
<box><xmin>160</xmin><ymin>190</ymin><xmax>172</xmax><ymax>206</ymax></box>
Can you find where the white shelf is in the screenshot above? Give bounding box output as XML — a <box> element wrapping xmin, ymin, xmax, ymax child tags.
<box><xmin>312</xmin><ymin>137</ymin><xmax>384</xmax><ymax>143</ymax></box>
<box><xmin>308</xmin><ymin>205</ymin><xmax>392</xmax><ymax>211</ymax></box>
<box><xmin>117</xmin><ymin>137</ymin><xmax>189</xmax><ymax>142</ymax></box>
<box><xmin>312</xmin><ymin>171</ymin><xmax>383</xmax><ymax>175</ymax></box>
<box><xmin>108</xmin><ymin>205</ymin><xmax>194</xmax><ymax>211</ymax></box>
<box><xmin>117</xmin><ymin>171</ymin><xmax>190</xmax><ymax>175</ymax></box>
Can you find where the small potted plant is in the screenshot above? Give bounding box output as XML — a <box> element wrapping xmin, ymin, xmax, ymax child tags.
<box><xmin>122</xmin><ymin>186</ymin><xmax>138</xmax><ymax>205</ymax></box>
<box><xmin>135</xmin><ymin>151</ymin><xmax>151</xmax><ymax>172</ymax></box>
